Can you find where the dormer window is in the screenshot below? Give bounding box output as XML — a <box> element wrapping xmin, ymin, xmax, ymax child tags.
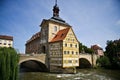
<box><xmin>54</xmin><ymin>26</ymin><xmax>57</xmax><ymax>32</ymax></box>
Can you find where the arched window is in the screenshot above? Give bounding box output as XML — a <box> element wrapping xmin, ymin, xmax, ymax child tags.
<box><xmin>54</xmin><ymin>26</ymin><xmax>57</xmax><ymax>32</ymax></box>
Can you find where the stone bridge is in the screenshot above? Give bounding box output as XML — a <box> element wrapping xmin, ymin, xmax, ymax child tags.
<box><xmin>19</xmin><ymin>53</ymin><xmax>99</xmax><ymax>71</ymax></box>
<box><xmin>79</xmin><ymin>53</ymin><xmax>99</xmax><ymax>67</ymax></box>
<box><xmin>19</xmin><ymin>54</ymin><xmax>48</xmax><ymax>72</ymax></box>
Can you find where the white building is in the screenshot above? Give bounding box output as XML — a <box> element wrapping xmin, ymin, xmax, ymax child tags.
<box><xmin>0</xmin><ymin>35</ymin><xmax>13</xmax><ymax>47</ymax></box>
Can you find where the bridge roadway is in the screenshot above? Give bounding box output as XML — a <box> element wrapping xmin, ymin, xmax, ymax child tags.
<box><xmin>19</xmin><ymin>53</ymin><xmax>99</xmax><ymax>68</ymax></box>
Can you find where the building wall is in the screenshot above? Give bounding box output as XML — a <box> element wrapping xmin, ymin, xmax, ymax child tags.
<box><xmin>97</xmin><ymin>49</ymin><xmax>104</xmax><ymax>56</ymax></box>
<box><xmin>0</xmin><ymin>39</ymin><xmax>13</xmax><ymax>47</ymax></box>
<box><xmin>63</xmin><ymin>28</ymin><xmax>79</xmax><ymax>68</ymax></box>
<box><xmin>26</xmin><ymin>38</ymin><xmax>40</xmax><ymax>54</ymax></box>
<box><xmin>49</xmin><ymin>42</ymin><xmax>63</xmax><ymax>72</ymax></box>
<box><xmin>40</xmin><ymin>21</ymin><xmax>49</xmax><ymax>56</ymax></box>
<box><xmin>26</xmin><ymin>32</ymin><xmax>41</xmax><ymax>54</ymax></box>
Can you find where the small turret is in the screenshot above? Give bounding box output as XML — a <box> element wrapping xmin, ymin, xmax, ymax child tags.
<box><xmin>53</xmin><ymin>0</ymin><xmax>59</xmax><ymax>17</ymax></box>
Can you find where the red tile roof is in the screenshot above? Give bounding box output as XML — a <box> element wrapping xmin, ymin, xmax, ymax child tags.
<box><xmin>50</xmin><ymin>28</ymin><xmax>70</xmax><ymax>42</ymax></box>
<box><xmin>91</xmin><ymin>45</ymin><xmax>102</xmax><ymax>50</ymax></box>
<box><xmin>0</xmin><ymin>35</ymin><xmax>13</xmax><ymax>40</ymax></box>
<box><xmin>26</xmin><ymin>32</ymin><xmax>41</xmax><ymax>43</ymax></box>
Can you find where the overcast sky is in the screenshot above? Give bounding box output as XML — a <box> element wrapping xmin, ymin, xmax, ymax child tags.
<box><xmin>0</xmin><ymin>0</ymin><xmax>120</xmax><ymax>53</ymax></box>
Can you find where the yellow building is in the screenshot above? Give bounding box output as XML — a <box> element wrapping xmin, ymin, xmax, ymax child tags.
<box><xmin>0</xmin><ymin>35</ymin><xmax>13</xmax><ymax>47</ymax></box>
<box><xmin>49</xmin><ymin>28</ymin><xmax>79</xmax><ymax>73</ymax></box>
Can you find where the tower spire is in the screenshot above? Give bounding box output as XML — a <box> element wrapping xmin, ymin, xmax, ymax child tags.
<box><xmin>55</xmin><ymin>0</ymin><xmax>57</xmax><ymax>5</ymax></box>
<box><xmin>53</xmin><ymin>0</ymin><xmax>59</xmax><ymax>17</ymax></box>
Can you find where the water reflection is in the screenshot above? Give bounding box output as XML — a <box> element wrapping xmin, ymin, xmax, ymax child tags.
<box><xmin>19</xmin><ymin>69</ymin><xmax>120</xmax><ymax>80</ymax></box>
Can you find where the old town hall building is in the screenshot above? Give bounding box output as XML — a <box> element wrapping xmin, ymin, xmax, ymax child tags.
<box><xmin>25</xmin><ymin>2</ymin><xmax>79</xmax><ymax>73</ymax></box>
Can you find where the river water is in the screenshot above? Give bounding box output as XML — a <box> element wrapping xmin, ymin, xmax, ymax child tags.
<box><xmin>19</xmin><ymin>69</ymin><xmax>120</xmax><ymax>80</ymax></box>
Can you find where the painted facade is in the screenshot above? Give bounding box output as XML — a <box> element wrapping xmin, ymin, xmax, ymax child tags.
<box><xmin>49</xmin><ymin>28</ymin><xmax>79</xmax><ymax>72</ymax></box>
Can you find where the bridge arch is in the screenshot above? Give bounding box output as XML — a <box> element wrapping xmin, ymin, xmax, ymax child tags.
<box><xmin>19</xmin><ymin>54</ymin><xmax>48</xmax><ymax>72</ymax></box>
<box><xmin>79</xmin><ymin>54</ymin><xmax>99</xmax><ymax>68</ymax></box>
<box><xmin>19</xmin><ymin>58</ymin><xmax>48</xmax><ymax>72</ymax></box>
<box><xmin>19</xmin><ymin>58</ymin><xmax>45</xmax><ymax>65</ymax></box>
<box><xmin>78</xmin><ymin>58</ymin><xmax>92</xmax><ymax>68</ymax></box>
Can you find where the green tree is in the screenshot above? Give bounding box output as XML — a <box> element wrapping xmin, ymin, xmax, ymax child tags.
<box><xmin>105</xmin><ymin>39</ymin><xmax>120</xmax><ymax>69</ymax></box>
<box><xmin>0</xmin><ymin>47</ymin><xmax>19</xmax><ymax>80</ymax></box>
<box><xmin>79</xmin><ymin>42</ymin><xmax>94</xmax><ymax>54</ymax></box>
<box><xmin>96</xmin><ymin>56</ymin><xmax>111</xmax><ymax>68</ymax></box>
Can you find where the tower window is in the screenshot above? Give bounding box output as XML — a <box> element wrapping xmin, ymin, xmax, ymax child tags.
<box><xmin>54</xmin><ymin>26</ymin><xmax>57</xmax><ymax>32</ymax></box>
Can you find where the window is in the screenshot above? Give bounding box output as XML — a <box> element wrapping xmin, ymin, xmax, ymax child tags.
<box><xmin>54</xmin><ymin>26</ymin><xmax>57</xmax><ymax>32</ymax></box>
<box><xmin>75</xmin><ymin>44</ymin><xmax>77</xmax><ymax>48</ymax></box>
<box><xmin>72</xmin><ymin>51</ymin><xmax>74</xmax><ymax>54</ymax></box>
<box><xmin>65</xmin><ymin>43</ymin><xmax>67</xmax><ymax>47</ymax></box>
<box><xmin>4</xmin><ymin>40</ymin><xmax>7</xmax><ymax>45</ymax></box>
<box><xmin>73</xmin><ymin>39</ymin><xmax>74</xmax><ymax>42</ymax></box>
<box><xmin>75</xmin><ymin>60</ymin><xmax>78</xmax><ymax>63</ymax></box>
<box><xmin>67</xmin><ymin>51</ymin><xmax>69</xmax><ymax>54</ymax></box>
<box><xmin>70</xmin><ymin>44</ymin><xmax>72</xmax><ymax>47</ymax></box>
<box><xmin>61</xmin><ymin>34</ymin><xmax>64</xmax><ymax>37</ymax></box>
<box><xmin>76</xmin><ymin>52</ymin><xmax>78</xmax><ymax>55</ymax></box>
<box><xmin>68</xmin><ymin>39</ymin><xmax>70</xmax><ymax>41</ymax></box>
<box><xmin>68</xmin><ymin>60</ymin><xmax>72</xmax><ymax>63</ymax></box>
<box><xmin>4</xmin><ymin>43</ymin><xmax>6</xmax><ymax>45</ymax></box>
<box><xmin>8</xmin><ymin>44</ymin><xmax>11</xmax><ymax>46</ymax></box>
<box><xmin>64</xmin><ymin>51</ymin><xmax>66</xmax><ymax>54</ymax></box>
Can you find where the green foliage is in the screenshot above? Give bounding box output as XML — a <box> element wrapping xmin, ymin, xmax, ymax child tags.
<box><xmin>79</xmin><ymin>42</ymin><xmax>94</xmax><ymax>54</ymax></box>
<box><xmin>0</xmin><ymin>47</ymin><xmax>19</xmax><ymax>80</ymax></box>
<box><xmin>96</xmin><ymin>56</ymin><xmax>111</xmax><ymax>68</ymax></box>
<box><xmin>105</xmin><ymin>39</ymin><xmax>120</xmax><ymax>69</ymax></box>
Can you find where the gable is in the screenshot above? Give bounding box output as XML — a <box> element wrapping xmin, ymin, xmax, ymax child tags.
<box><xmin>50</xmin><ymin>28</ymin><xmax>70</xmax><ymax>42</ymax></box>
<box><xmin>64</xmin><ymin>28</ymin><xmax>78</xmax><ymax>42</ymax></box>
